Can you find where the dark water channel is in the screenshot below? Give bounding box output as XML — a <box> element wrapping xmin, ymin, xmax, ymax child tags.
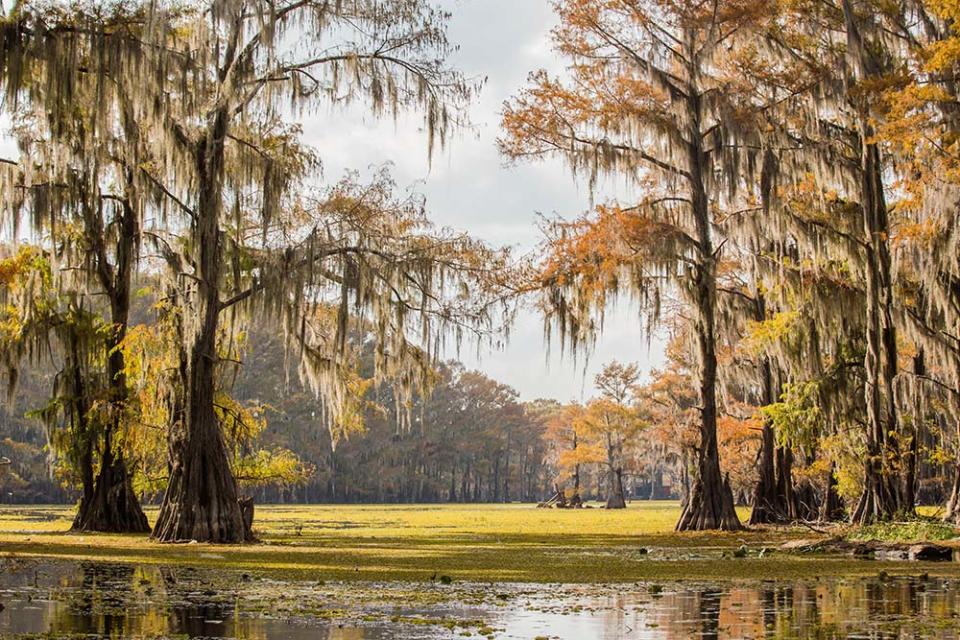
<box><xmin>0</xmin><ymin>559</ymin><xmax>959</xmax><ymax>638</ymax></box>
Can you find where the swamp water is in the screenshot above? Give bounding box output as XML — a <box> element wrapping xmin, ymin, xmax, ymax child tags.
<box><xmin>0</xmin><ymin>559</ymin><xmax>958</xmax><ymax>639</ymax></box>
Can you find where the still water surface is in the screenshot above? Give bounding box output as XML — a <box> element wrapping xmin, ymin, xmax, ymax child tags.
<box><xmin>0</xmin><ymin>559</ymin><xmax>958</xmax><ymax>639</ymax></box>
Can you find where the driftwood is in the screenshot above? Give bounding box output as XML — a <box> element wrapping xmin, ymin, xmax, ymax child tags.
<box><xmin>780</xmin><ymin>537</ymin><xmax>956</xmax><ymax>561</ymax></box>
<box><xmin>537</xmin><ymin>485</ymin><xmax>584</xmax><ymax>509</ymax></box>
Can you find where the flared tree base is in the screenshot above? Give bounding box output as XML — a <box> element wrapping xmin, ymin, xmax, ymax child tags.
<box><xmin>820</xmin><ymin>483</ymin><xmax>845</xmax><ymax>522</ymax></box>
<box><xmin>152</xmin><ymin>422</ymin><xmax>251</xmax><ymax>543</ymax></box>
<box><xmin>153</xmin><ymin>488</ymin><xmax>250</xmax><ymax>543</ymax></box>
<box><xmin>850</xmin><ymin>470</ymin><xmax>905</xmax><ymax>526</ymax></box>
<box><xmin>605</xmin><ymin>494</ymin><xmax>627</xmax><ymax>509</ymax></box>
<box><xmin>749</xmin><ymin>471</ymin><xmax>788</xmax><ymax>525</ymax></box>
<box><xmin>748</xmin><ymin>498</ymin><xmax>785</xmax><ymax>526</ymax></box>
<box><xmin>677</xmin><ymin>475</ymin><xmax>742</xmax><ymax>531</ymax></box>
<box><xmin>72</xmin><ymin>458</ymin><xmax>149</xmax><ymax>534</ymax></box>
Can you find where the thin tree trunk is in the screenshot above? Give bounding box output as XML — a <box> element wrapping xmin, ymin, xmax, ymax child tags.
<box><xmin>572</xmin><ymin>431</ymin><xmax>581</xmax><ymax>500</ymax></box>
<box><xmin>820</xmin><ymin>462</ymin><xmax>845</xmax><ymax>522</ymax></box>
<box><xmin>449</xmin><ymin>463</ymin><xmax>457</xmax><ymax>502</ymax></box>
<box><xmin>503</xmin><ymin>436</ymin><xmax>511</xmax><ymax>503</ymax></box>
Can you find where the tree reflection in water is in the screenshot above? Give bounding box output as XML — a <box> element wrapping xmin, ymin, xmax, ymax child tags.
<box><xmin>0</xmin><ymin>560</ymin><xmax>958</xmax><ymax>639</ymax></box>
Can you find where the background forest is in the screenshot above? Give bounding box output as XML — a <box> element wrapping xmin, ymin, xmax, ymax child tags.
<box><xmin>0</xmin><ymin>320</ymin><xmax>719</xmax><ymax>508</ymax></box>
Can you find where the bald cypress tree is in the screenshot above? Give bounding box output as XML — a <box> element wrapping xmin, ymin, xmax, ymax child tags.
<box><xmin>0</xmin><ymin>4</ymin><xmax>152</xmax><ymax>532</ymax></box>
<box><xmin>871</xmin><ymin>0</ymin><xmax>960</xmax><ymax>524</ymax></box>
<box><xmin>2</xmin><ymin>0</ymin><xmax>511</xmax><ymax>542</ymax></box>
<box><xmin>744</xmin><ymin>0</ymin><xmax>915</xmax><ymax>523</ymax></box>
<box><xmin>501</xmin><ymin>0</ymin><xmax>787</xmax><ymax>531</ymax></box>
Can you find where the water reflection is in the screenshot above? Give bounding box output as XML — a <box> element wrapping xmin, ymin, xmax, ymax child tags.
<box><xmin>0</xmin><ymin>560</ymin><xmax>344</xmax><ymax>639</ymax></box>
<box><xmin>615</xmin><ymin>580</ymin><xmax>960</xmax><ymax>639</ymax></box>
<box><xmin>493</xmin><ymin>580</ymin><xmax>960</xmax><ymax>639</ymax></box>
<box><xmin>0</xmin><ymin>559</ymin><xmax>958</xmax><ymax>639</ymax></box>
<box><xmin>46</xmin><ymin>563</ymin><xmax>155</xmax><ymax>637</ymax></box>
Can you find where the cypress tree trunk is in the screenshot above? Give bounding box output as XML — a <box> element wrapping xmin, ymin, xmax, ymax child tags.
<box><xmin>503</xmin><ymin>440</ymin><xmax>511</xmax><ymax>502</ymax></box>
<box><xmin>851</xmin><ymin>135</ymin><xmax>903</xmax><ymax>525</ymax></box>
<box><xmin>677</xmin><ymin>260</ymin><xmax>741</xmax><ymax>530</ymax></box>
<box><xmin>153</xmin><ymin>107</ymin><xmax>247</xmax><ymax>543</ymax></box>
<box><xmin>679</xmin><ymin>451</ymin><xmax>690</xmax><ymax>507</ymax></box>
<box><xmin>946</xmin><ymin>458</ymin><xmax>960</xmax><ymax>525</ymax></box>
<box><xmin>73</xmin><ymin>369</ymin><xmax>149</xmax><ymax>533</ymax></box>
<box><xmin>572</xmin><ymin>432</ymin><xmax>581</xmax><ymax>501</ymax></box>
<box><xmin>776</xmin><ymin>447</ymin><xmax>800</xmax><ymax>520</ymax></box>
<box><xmin>449</xmin><ymin>464</ymin><xmax>457</xmax><ymax>502</ymax></box>
<box><xmin>74</xmin><ymin>329</ymin><xmax>148</xmax><ymax>533</ymax></box>
<box><xmin>792</xmin><ymin>451</ymin><xmax>821</xmax><ymax>520</ymax></box>
<box><xmin>842</xmin><ymin>1</ymin><xmax>906</xmax><ymax>525</ymax></box>
<box><xmin>606</xmin><ymin>467</ymin><xmax>627</xmax><ymax>509</ymax></box>
<box><xmin>748</xmin><ymin>285</ymin><xmax>805</xmax><ymax>526</ymax></box>
<box><xmin>901</xmin><ymin>349</ymin><xmax>924</xmax><ymax>511</ymax></box>
<box><xmin>750</xmin><ymin>421</ymin><xmax>780</xmax><ymax>524</ymax></box>
<box><xmin>70</xmin><ymin>332</ymin><xmax>95</xmax><ymax>529</ymax></box>
<box><xmin>946</xmin><ymin>351</ymin><xmax>960</xmax><ymax>523</ymax></box>
<box><xmin>605</xmin><ymin>434</ymin><xmax>626</xmax><ymax>509</ymax></box>
<box><xmin>75</xmin><ymin>441</ymin><xmax>149</xmax><ymax>533</ymax></box>
<box><xmin>73</xmin><ymin>188</ymin><xmax>148</xmax><ymax>534</ymax></box>
<box><xmin>820</xmin><ymin>462</ymin><xmax>845</xmax><ymax>522</ymax></box>
<box><xmin>750</xmin><ymin>349</ymin><xmax>800</xmax><ymax>525</ymax></box>
<box><xmin>675</xmin><ymin>57</ymin><xmax>740</xmax><ymax>531</ymax></box>
<box><xmin>945</xmin><ymin>361</ymin><xmax>960</xmax><ymax>524</ymax></box>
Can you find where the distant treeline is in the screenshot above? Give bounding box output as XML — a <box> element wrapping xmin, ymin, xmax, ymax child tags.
<box><xmin>1</xmin><ymin>319</ymin><xmax>687</xmax><ymax>506</ymax></box>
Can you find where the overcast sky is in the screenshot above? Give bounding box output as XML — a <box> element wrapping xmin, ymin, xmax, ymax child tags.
<box><xmin>300</xmin><ymin>0</ymin><xmax>666</xmax><ymax>402</ymax></box>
